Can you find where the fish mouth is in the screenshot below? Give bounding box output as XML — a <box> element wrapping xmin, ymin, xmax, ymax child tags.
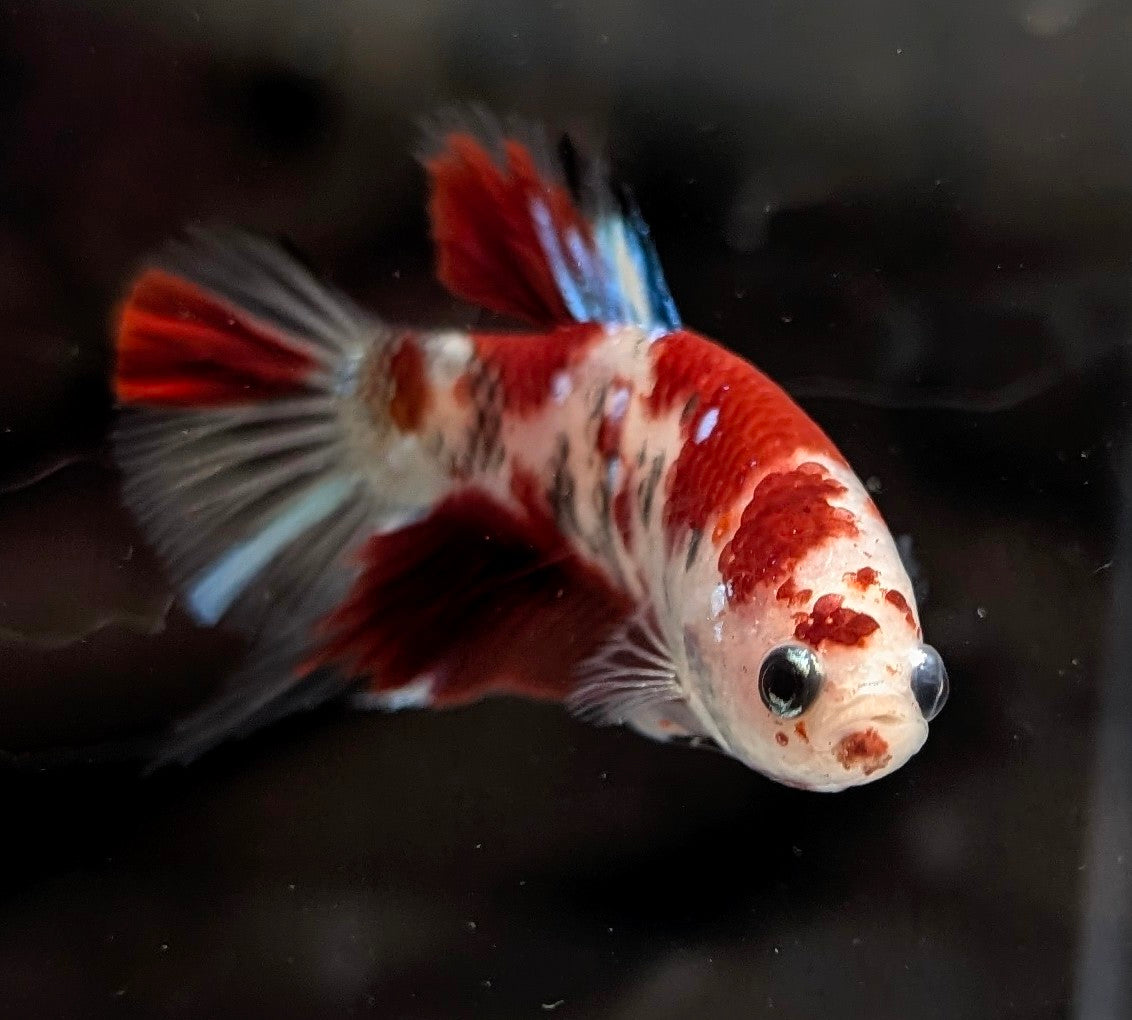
<box><xmin>757</xmin><ymin>712</ymin><xmax>927</xmax><ymax>792</ymax></box>
<box><xmin>830</xmin><ymin>711</ymin><xmax>927</xmax><ymax>779</ymax></box>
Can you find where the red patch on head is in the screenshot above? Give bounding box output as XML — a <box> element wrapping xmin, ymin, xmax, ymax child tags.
<box><xmin>794</xmin><ymin>593</ymin><xmax>880</xmax><ymax>648</ymax></box>
<box><xmin>388</xmin><ymin>336</ymin><xmax>430</xmax><ymax>432</ymax></box>
<box><xmin>720</xmin><ymin>464</ymin><xmax>858</xmax><ymax>604</ymax></box>
<box><xmin>775</xmin><ymin>731</ymin><xmax>789</xmax><ymax>747</ymax></box>
<box><xmin>834</xmin><ymin>728</ymin><xmax>891</xmax><ymax>775</ymax></box>
<box><xmin>426</xmin><ymin>134</ymin><xmax>592</xmax><ymax>326</ymax></box>
<box><xmin>472</xmin><ymin>324</ymin><xmax>600</xmax><ymax>416</ymax></box>
<box><xmin>846</xmin><ymin>566</ymin><xmax>879</xmax><ymax>591</ymax></box>
<box><xmin>645</xmin><ymin>331</ymin><xmax>843</xmax><ymax>543</ymax></box>
<box><xmin>794</xmin><ymin>721</ymin><xmax>809</xmax><ymax>742</ymax></box>
<box><xmin>884</xmin><ymin>588</ymin><xmax>917</xmax><ymax>630</ymax></box>
<box><xmin>775</xmin><ymin>577</ymin><xmax>814</xmax><ymax>607</ymax></box>
<box><xmin>115</xmin><ymin>269</ymin><xmax>316</xmax><ymax>406</ymax></box>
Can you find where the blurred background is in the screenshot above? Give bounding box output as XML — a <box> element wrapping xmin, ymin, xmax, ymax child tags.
<box><xmin>1</xmin><ymin>0</ymin><xmax>1130</xmax><ymax>1016</ymax></box>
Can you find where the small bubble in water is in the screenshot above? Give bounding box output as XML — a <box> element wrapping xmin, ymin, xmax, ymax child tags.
<box><xmin>780</xmin><ymin>313</ymin><xmax>794</xmax><ymax>324</ymax></box>
<box><xmin>865</xmin><ymin>475</ymin><xmax>883</xmax><ymax>494</ymax></box>
<box><xmin>976</xmin><ymin>606</ymin><xmax>987</xmax><ymax>619</ymax></box>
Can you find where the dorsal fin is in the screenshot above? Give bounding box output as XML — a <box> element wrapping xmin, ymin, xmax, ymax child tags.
<box><xmin>420</xmin><ymin>107</ymin><xmax>680</xmax><ymax>332</ymax></box>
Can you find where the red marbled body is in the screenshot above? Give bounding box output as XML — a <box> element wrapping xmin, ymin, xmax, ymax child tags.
<box><xmin>108</xmin><ymin>116</ymin><xmax>943</xmax><ymax>790</ymax></box>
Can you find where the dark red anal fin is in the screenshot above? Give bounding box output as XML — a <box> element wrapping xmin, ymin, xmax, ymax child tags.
<box><xmin>115</xmin><ymin>269</ymin><xmax>318</xmax><ymax>406</ymax></box>
<box><xmin>309</xmin><ymin>489</ymin><xmax>633</xmax><ymax>706</ymax></box>
<box><xmin>425</xmin><ymin>132</ymin><xmax>591</xmax><ymax>327</ymax></box>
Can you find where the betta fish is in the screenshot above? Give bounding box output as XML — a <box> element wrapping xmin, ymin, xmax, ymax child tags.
<box><xmin>111</xmin><ymin>111</ymin><xmax>947</xmax><ymax>790</ymax></box>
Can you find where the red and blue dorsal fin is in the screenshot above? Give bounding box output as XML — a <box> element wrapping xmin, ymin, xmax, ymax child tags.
<box><xmin>421</xmin><ymin>108</ymin><xmax>681</xmax><ymax>333</ymax></box>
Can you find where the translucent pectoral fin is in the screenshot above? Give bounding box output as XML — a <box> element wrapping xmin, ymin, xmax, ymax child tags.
<box><xmin>567</xmin><ymin>607</ymin><xmax>709</xmax><ymax>744</ymax></box>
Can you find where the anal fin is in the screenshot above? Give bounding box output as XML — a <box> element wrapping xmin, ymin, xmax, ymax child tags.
<box><xmin>309</xmin><ymin>489</ymin><xmax>634</xmax><ymax>708</ymax></box>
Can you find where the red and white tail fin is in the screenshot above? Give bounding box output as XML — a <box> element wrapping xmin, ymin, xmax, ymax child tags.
<box><xmin>112</xmin><ymin>227</ymin><xmax>421</xmax><ymax>765</ymax></box>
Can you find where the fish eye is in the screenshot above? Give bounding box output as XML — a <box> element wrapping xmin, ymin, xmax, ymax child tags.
<box><xmin>910</xmin><ymin>644</ymin><xmax>949</xmax><ymax>722</ymax></box>
<box><xmin>758</xmin><ymin>644</ymin><xmax>823</xmax><ymax>718</ymax></box>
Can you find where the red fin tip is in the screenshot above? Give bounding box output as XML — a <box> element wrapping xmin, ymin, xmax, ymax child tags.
<box><xmin>114</xmin><ymin>269</ymin><xmax>317</xmax><ymax>407</ymax></box>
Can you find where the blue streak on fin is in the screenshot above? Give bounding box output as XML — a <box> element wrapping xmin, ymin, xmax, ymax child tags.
<box><xmin>187</xmin><ymin>475</ymin><xmax>356</xmax><ymax>625</ymax></box>
<box><xmin>534</xmin><ymin>191</ymin><xmax>681</xmax><ymax>334</ymax></box>
<box><xmin>622</xmin><ymin>201</ymin><xmax>681</xmax><ymax>332</ymax></box>
<box><xmin>530</xmin><ymin>198</ymin><xmax>592</xmax><ymax>323</ymax></box>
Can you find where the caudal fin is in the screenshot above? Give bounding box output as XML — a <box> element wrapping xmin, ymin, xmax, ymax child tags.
<box><xmin>112</xmin><ymin>227</ymin><xmax>408</xmax><ymax>766</ymax></box>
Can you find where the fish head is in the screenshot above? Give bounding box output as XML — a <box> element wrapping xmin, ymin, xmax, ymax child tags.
<box><xmin>690</xmin><ymin>459</ymin><xmax>948</xmax><ymax>791</ymax></box>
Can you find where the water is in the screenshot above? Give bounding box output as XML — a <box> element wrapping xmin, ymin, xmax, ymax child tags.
<box><xmin>1</xmin><ymin>1</ymin><xmax>1129</xmax><ymax>1016</ymax></box>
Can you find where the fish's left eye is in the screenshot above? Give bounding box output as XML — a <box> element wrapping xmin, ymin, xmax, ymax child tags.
<box><xmin>758</xmin><ymin>644</ymin><xmax>823</xmax><ymax>718</ymax></box>
<box><xmin>910</xmin><ymin>644</ymin><xmax>949</xmax><ymax>721</ymax></box>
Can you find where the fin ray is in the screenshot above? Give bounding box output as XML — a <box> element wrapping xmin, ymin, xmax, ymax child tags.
<box><xmin>568</xmin><ymin>606</ymin><xmax>691</xmax><ymax>729</ymax></box>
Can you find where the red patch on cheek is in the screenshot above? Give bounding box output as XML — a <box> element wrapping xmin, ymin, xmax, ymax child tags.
<box><xmin>834</xmin><ymin>728</ymin><xmax>891</xmax><ymax>775</ymax></box>
<box><xmin>794</xmin><ymin>721</ymin><xmax>809</xmax><ymax>742</ymax></box>
<box><xmin>794</xmin><ymin>593</ymin><xmax>880</xmax><ymax>648</ymax></box>
<box><xmin>775</xmin><ymin>731</ymin><xmax>789</xmax><ymax>747</ymax></box>
<box><xmin>845</xmin><ymin>566</ymin><xmax>878</xmax><ymax>590</ymax></box>
<box><xmin>720</xmin><ymin>464</ymin><xmax>858</xmax><ymax>604</ymax></box>
<box><xmin>884</xmin><ymin>588</ymin><xmax>917</xmax><ymax>630</ymax></box>
<box><xmin>388</xmin><ymin>336</ymin><xmax>430</xmax><ymax>432</ymax></box>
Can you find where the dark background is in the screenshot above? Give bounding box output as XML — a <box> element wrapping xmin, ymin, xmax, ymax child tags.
<box><xmin>1</xmin><ymin>0</ymin><xmax>1130</xmax><ymax>1016</ymax></box>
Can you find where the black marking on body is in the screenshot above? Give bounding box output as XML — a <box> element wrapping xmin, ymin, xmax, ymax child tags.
<box><xmin>461</xmin><ymin>362</ymin><xmax>507</xmax><ymax>475</ymax></box>
<box><xmin>586</xmin><ymin>458</ymin><xmax>630</xmax><ymax>589</ymax></box>
<box><xmin>549</xmin><ymin>434</ymin><xmax>582</xmax><ymax>538</ymax></box>
<box><xmin>640</xmin><ymin>453</ymin><xmax>665</xmax><ymax>525</ymax></box>
<box><xmin>456</xmin><ymin>363</ymin><xmax>498</xmax><ymax>474</ymax></box>
<box><xmin>685</xmin><ymin>528</ymin><xmax>702</xmax><ymax>571</ymax></box>
<box><xmin>594</xmin><ymin>455</ymin><xmax>622</xmax><ymax>550</ymax></box>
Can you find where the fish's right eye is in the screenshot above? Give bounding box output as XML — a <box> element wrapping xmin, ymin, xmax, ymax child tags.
<box><xmin>758</xmin><ymin>644</ymin><xmax>823</xmax><ymax>718</ymax></box>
